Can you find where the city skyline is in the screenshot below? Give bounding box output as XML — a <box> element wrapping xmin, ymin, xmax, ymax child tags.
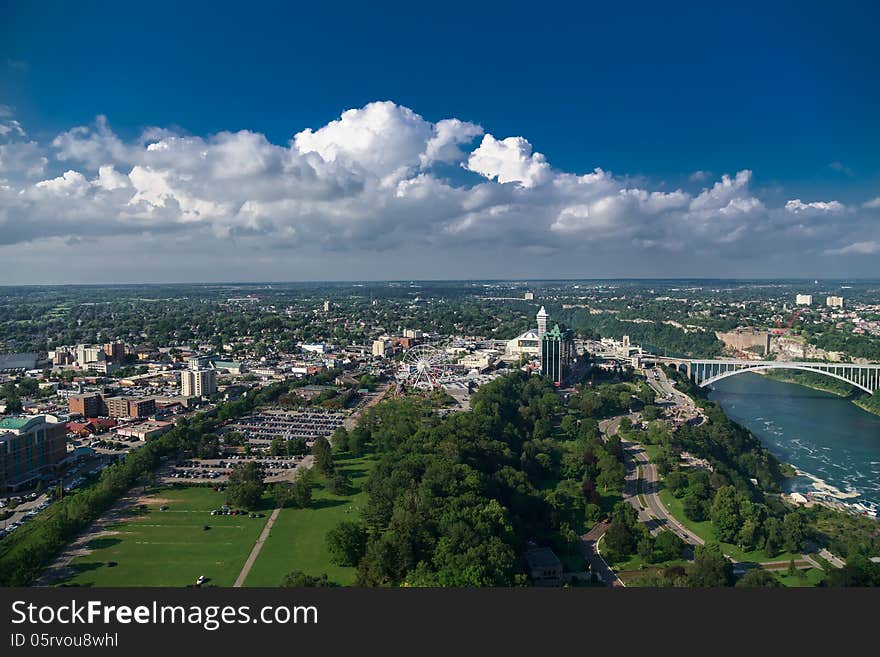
<box><xmin>2</xmin><ymin>1</ymin><xmax>879</xmax><ymax>283</ymax></box>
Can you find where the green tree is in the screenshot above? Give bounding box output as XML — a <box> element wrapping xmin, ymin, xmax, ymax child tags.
<box><xmin>735</xmin><ymin>569</ymin><xmax>781</xmax><ymax>588</ymax></box>
<box><xmin>331</xmin><ymin>426</ymin><xmax>350</xmax><ymax>452</ymax></box>
<box><xmin>653</xmin><ymin>530</ymin><xmax>685</xmax><ymax>562</ymax></box>
<box><xmin>682</xmin><ymin>491</ymin><xmax>707</xmax><ymax>522</ymax></box>
<box><xmin>292</xmin><ymin>477</ymin><xmax>313</xmax><ymax>508</ymax></box>
<box><xmin>326</xmin><ymin>521</ymin><xmax>368</xmax><ymax>567</ymax></box>
<box><xmin>686</xmin><ymin>544</ymin><xmax>734</xmax><ymax>587</ymax></box>
<box><xmin>312</xmin><ymin>436</ymin><xmax>334</xmax><ymax>475</ymax></box>
<box><xmin>709</xmin><ymin>486</ymin><xmax>742</xmax><ymax>543</ymax></box>
<box><xmin>226</xmin><ymin>461</ymin><xmax>264</xmax><ymax>510</ymax></box>
<box><xmin>348</xmin><ymin>427</ymin><xmax>368</xmax><ymax>458</ymax></box>
<box><xmin>763</xmin><ymin>517</ymin><xmax>784</xmax><ymax>558</ymax></box>
<box><xmin>782</xmin><ymin>512</ymin><xmax>805</xmax><ymax>554</ymax></box>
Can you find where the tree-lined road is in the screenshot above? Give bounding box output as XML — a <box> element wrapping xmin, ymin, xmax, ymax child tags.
<box><xmin>579</xmin><ymin>521</ymin><xmax>624</xmax><ymax>588</ymax></box>
<box><xmin>600</xmin><ymin>411</ymin><xmax>704</xmax><ymax>547</ymax></box>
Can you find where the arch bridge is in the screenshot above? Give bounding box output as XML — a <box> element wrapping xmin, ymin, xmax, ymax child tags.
<box><xmin>655</xmin><ymin>359</ymin><xmax>880</xmax><ymax>394</ymax></box>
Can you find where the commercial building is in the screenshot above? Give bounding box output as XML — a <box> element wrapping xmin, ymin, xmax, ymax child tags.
<box><xmin>116</xmin><ymin>420</ymin><xmax>173</xmax><ymax>441</ymax></box>
<box><xmin>537</xmin><ymin>306</ymin><xmax>549</xmax><ymax>339</ymax></box>
<box><xmin>52</xmin><ymin>349</ymin><xmax>76</xmax><ymax>366</ymax></box>
<box><xmin>795</xmin><ymin>294</ymin><xmax>813</xmax><ymax>306</ymax></box>
<box><xmin>103</xmin><ymin>341</ymin><xmax>126</xmax><ymax>364</ymax></box>
<box><xmin>211</xmin><ymin>360</ymin><xmax>245</xmax><ymax>375</ymax></box>
<box><xmin>524</xmin><ymin>291</ymin><xmax>534</xmax><ymax>300</ymax></box>
<box><xmin>0</xmin><ymin>415</ymin><xmax>67</xmax><ymax>491</ymax></box>
<box><xmin>826</xmin><ymin>296</ymin><xmax>845</xmax><ymax>308</ymax></box>
<box><xmin>181</xmin><ymin>368</ymin><xmax>217</xmax><ymax>398</ymax></box>
<box><xmin>541</xmin><ymin>324</ymin><xmax>575</xmax><ymax>386</ymax></box>
<box><xmin>76</xmin><ymin>345</ymin><xmax>106</xmax><ymax>366</ymax></box>
<box><xmin>301</xmin><ymin>343</ymin><xmax>331</xmax><ymax>354</ymax></box>
<box><xmin>188</xmin><ymin>355</ymin><xmax>217</xmax><ymax>370</ymax></box>
<box><xmin>459</xmin><ymin>350</ymin><xmax>499</xmax><ymax>371</ymax></box>
<box><xmin>68</xmin><ymin>392</ymin><xmax>105</xmax><ymax>418</ymax></box>
<box><xmin>505</xmin><ymin>329</ymin><xmax>542</xmax><ymax>359</ymax></box>
<box><xmin>505</xmin><ymin>307</ymin><xmax>553</xmax><ymax>359</ymax></box>
<box><xmin>104</xmin><ymin>396</ymin><xmax>156</xmax><ymax>419</ymax></box>
<box><xmin>403</xmin><ymin>329</ymin><xmax>423</xmax><ymax>339</ymax></box>
<box><xmin>0</xmin><ymin>353</ymin><xmax>39</xmax><ymax>372</ymax></box>
<box><xmin>372</xmin><ymin>339</ymin><xmax>389</xmax><ymax>358</ymax></box>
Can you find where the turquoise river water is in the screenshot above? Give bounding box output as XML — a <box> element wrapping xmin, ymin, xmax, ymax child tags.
<box><xmin>707</xmin><ymin>372</ymin><xmax>880</xmax><ymax>509</ymax></box>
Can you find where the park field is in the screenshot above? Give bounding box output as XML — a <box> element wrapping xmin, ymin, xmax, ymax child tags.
<box><xmin>60</xmin><ymin>486</ymin><xmax>272</xmax><ymax>587</ymax></box>
<box><xmin>244</xmin><ymin>454</ymin><xmax>376</xmax><ymax>586</ymax></box>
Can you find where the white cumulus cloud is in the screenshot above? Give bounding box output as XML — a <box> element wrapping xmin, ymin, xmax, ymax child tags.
<box><xmin>0</xmin><ymin>101</ymin><xmax>878</xmax><ymax>279</ymax></box>
<box><xmin>465</xmin><ymin>134</ymin><xmax>551</xmax><ymax>187</ymax></box>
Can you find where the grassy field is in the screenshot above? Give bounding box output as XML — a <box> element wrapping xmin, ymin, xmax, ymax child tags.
<box><xmin>243</xmin><ymin>454</ymin><xmax>376</xmax><ymax>586</ymax></box>
<box><xmin>657</xmin><ymin>487</ymin><xmax>801</xmax><ymax>563</ymax></box>
<box><xmin>775</xmin><ymin>567</ymin><xmax>825</xmax><ymax>587</ymax></box>
<box><xmin>60</xmin><ymin>486</ymin><xmax>272</xmax><ymax>587</ymax></box>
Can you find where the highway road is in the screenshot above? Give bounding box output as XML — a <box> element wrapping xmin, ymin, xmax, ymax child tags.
<box><xmin>600</xmin><ymin>411</ymin><xmax>704</xmax><ymax>547</ymax></box>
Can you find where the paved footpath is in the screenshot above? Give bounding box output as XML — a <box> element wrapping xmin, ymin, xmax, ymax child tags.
<box><xmin>234</xmin><ymin>506</ymin><xmax>281</xmax><ymax>587</ymax></box>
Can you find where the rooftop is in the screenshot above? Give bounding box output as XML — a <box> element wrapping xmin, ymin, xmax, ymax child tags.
<box><xmin>525</xmin><ymin>546</ymin><xmax>562</xmax><ymax>570</ymax></box>
<box><xmin>0</xmin><ymin>416</ymin><xmax>33</xmax><ymax>430</ymax></box>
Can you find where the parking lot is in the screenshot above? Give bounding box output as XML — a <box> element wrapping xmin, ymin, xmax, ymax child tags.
<box><xmin>223</xmin><ymin>409</ymin><xmax>345</xmax><ymax>447</ymax></box>
<box><xmin>1</xmin><ymin>457</ymin><xmax>114</xmax><ymax>540</ymax></box>
<box><xmin>160</xmin><ymin>455</ymin><xmax>304</xmax><ymax>485</ymax></box>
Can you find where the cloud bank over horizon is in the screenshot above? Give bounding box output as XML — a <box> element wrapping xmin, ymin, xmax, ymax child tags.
<box><xmin>1</xmin><ymin>100</ymin><xmax>878</xmax><ymax>283</ymax></box>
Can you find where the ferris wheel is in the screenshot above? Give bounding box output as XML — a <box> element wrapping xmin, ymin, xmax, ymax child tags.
<box><xmin>398</xmin><ymin>345</ymin><xmax>447</xmax><ymax>390</ymax></box>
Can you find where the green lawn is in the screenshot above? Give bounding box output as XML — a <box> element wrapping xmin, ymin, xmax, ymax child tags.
<box><xmin>243</xmin><ymin>454</ymin><xmax>376</xmax><ymax>586</ymax></box>
<box><xmin>775</xmin><ymin>567</ymin><xmax>825</xmax><ymax>587</ymax></box>
<box><xmin>642</xmin><ymin>443</ymin><xmax>663</xmax><ymax>462</ymax></box>
<box><xmin>657</xmin><ymin>487</ymin><xmax>802</xmax><ymax>563</ymax></box>
<box><xmin>60</xmin><ymin>486</ymin><xmax>271</xmax><ymax>587</ymax></box>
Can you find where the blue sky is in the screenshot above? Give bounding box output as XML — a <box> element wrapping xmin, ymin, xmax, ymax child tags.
<box><xmin>1</xmin><ymin>0</ymin><xmax>879</xmax><ymax>282</ymax></box>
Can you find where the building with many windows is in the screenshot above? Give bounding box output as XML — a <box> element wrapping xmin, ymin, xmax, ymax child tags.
<box><xmin>181</xmin><ymin>368</ymin><xmax>217</xmax><ymax>398</ymax></box>
<box><xmin>372</xmin><ymin>339</ymin><xmax>389</xmax><ymax>357</ymax></box>
<box><xmin>541</xmin><ymin>324</ymin><xmax>576</xmax><ymax>386</ymax></box>
<box><xmin>68</xmin><ymin>392</ymin><xmax>105</xmax><ymax>417</ymax></box>
<box><xmin>104</xmin><ymin>396</ymin><xmax>156</xmax><ymax>419</ymax></box>
<box><xmin>0</xmin><ymin>415</ymin><xmax>67</xmax><ymax>491</ymax></box>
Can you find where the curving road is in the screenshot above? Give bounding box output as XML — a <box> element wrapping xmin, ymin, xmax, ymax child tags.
<box><xmin>600</xmin><ymin>412</ymin><xmax>704</xmax><ymax>547</ymax></box>
<box><xmin>579</xmin><ymin>521</ymin><xmax>624</xmax><ymax>587</ymax></box>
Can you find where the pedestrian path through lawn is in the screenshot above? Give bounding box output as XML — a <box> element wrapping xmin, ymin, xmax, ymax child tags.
<box><xmin>59</xmin><ymin>486</ymin><xmax>272</xmax><ymax>587</ymax></box>
<box><xmin>243</xmin><ymin>454</ymin><xmax>375</xmax><ymax>586</ymax></box>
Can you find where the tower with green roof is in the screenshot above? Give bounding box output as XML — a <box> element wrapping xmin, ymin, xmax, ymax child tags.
<box><xmin>541</xmin><ymin>324</ymin><xmax>575</xmax><ymax>386</ymax></box>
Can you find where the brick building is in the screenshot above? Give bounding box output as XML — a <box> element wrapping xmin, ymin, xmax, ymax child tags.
<box><xmin>68</xmin><ymin>393</ymin><xmax>106</xmax><ymax>418</ymax></box>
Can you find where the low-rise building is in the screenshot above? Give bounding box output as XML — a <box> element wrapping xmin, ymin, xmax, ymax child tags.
<box><xmin>104</xmin><ymin>396</ymin><xmax>156</xmax><ymax>418</ymax></box>
<box><xmin>525</xmin><ymin>546</ymin><xmax>564</xmax><ymax>585</ymax></box>
<box><xmin>116</xmin><ymin>420</ymin><xmax>173</xmax><ymax>441</ymax></box>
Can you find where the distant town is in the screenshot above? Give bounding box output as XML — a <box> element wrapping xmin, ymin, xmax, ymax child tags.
<box><xmin>1</xmin><ymin>280</ymin><xmax>878</xmax><ymax>588</ymax></box>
